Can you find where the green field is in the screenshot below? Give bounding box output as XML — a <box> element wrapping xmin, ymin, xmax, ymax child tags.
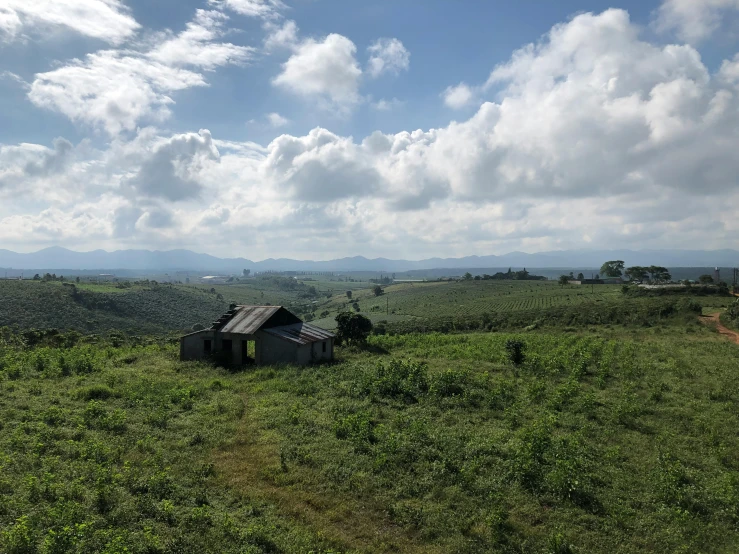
<box><xmin>1</xmin><ymin>278</ymin><xmax>735</xmax><ymax>337</ymax></box>
<box><xmin>2</xmin><ymin>321</ymin><xmax>739</xmax><ymax>553</ymax></box>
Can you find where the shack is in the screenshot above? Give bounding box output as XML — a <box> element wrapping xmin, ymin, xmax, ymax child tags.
<box><xmin>180</xmin><ymin>305</ymin><xmax>334</xmax><ymax>366</ymax></box>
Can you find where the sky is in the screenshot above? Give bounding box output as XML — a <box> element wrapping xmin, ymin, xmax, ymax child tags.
<box><xmin>1</xmin><ymin>0</ymin><xmax>739</xmax><ymax>260</ymax></box>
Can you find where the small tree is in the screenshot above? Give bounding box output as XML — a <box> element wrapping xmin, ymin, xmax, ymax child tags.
<box><xmin>75</xmin><ymin>276</ymin><xmax>80</xmax><ymax>283</ymax></box>
<box><xmin>463</xmin><ymin>272</ymin><xmax>473</xmax><ymax>280</ymax></box>
<box><xmin>505</xmin><ymin>339</ymin><xmax>526</xmax><ymax>366</ymax></box>
<box><xmin>577</xmin><ymin>272</ymin><xmax>585</xmax><ymax>280</ymax></box>
<box><xmin>699</xmin><ymin>274</ymin><xmax>714</xmax><ymax>284</ymax></box>
<box><xmin>558</xmin><ymin>275</ymin><xmax>570</xmax><ymax>287</ymax></box>
<box><xmin>373</xmin><ymin>285</ymin><xmax>383</xmax><ymax>296</ymax></box>
<box><xmin>335</xmin><ymin>312</ymin><xmax>373</xmax><ymax>345</ymax></box>
<box><xmin>346</xmin><ymin>290</ymin><xmax>352</xmax><ymax>300</ymax></box>
<box><xmin>243</xmin><ymin>269</ymin><xmax>250</xmax><ymax>277</ymax></box>
<box><xmin>33</xmin><ymin>274</ymin><xmax>41</xmax><ymax>280</ymax></box>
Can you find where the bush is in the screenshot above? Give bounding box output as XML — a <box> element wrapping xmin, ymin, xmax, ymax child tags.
<box><xmin>429</xmin><ymin>369</ymin><xmax>468</xmax><ymax>398</ymax></box>
<box><xmin>505</xmin><ymin>339</ymin><xmax>526</xmax><ymax>366</ymax></box>
<box><xmin>73</xmin><ymin>385</ymin><xmax>116</xmax><ymax>401</ymax></box>
<box><xmin>365</xmin><ymin>359</ymin><xmax>429</xmax><ymax>401</ymax></box>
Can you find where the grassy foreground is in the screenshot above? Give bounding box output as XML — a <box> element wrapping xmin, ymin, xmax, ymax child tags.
<box><xmin>2</xmin><ymin>324</ymin><xmax>739</xmax><ymax>553</ymax></box>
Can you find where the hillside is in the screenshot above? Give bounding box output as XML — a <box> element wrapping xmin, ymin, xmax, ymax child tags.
<box><xmin>0</xmin><ymin>281</ymin><xmax>229</xmax><ymax>334</ymax></box>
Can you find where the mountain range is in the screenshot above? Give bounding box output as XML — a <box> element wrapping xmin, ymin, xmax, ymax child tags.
<box><xmin>0</xmin><ymin>247</ymin><xmax>737</xmax><ymax>273</ymax></box>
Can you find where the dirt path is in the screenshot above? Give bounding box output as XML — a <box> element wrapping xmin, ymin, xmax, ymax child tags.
<box><xmin>701</xmin><ymin>313</ymin><xmax>739</xmax><ymax>344</ymax></box>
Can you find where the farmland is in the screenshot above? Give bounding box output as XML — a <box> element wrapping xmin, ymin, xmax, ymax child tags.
<box><xmin>1</xmin><ymin>277</ymin><xmax>735</xmax><ymax>337</ymax></box>
<box><xmin>2</xmin><ymin>321</ymin><xmax>739</xmax><ymax>552</ymax></box>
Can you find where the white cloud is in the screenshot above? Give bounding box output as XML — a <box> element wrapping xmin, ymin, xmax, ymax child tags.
<box><xmin>210</xmin><ymin>0</ymin><xmax>284</xmax><ymax>19</ymax></box>
<box><xmin>272</xmin><ymin>34</ymin><xmax>362</xmax><ymax>111</ymax></box>
<box><xmin>367</xmin><ymin>38</ymin><xmax>410</xmax><ymax>77</ymax></box>
<box><xmin>125</xmin><ymin>129</ymin><xmax>220</xmax><ymax>201</ymax></box>
<box><xmin>148</xmin><ymin>10</ymin><xmax>254</xmax><ymax>70</ymax></box>
<box><xmin>442</xmin><ymin>83</ymin><xmax>474</xmax><ymax>109</ymax></box>
<box><xmin>654</xmin><ymin>0</ymin><xmax>739</xmax><ymax>43</ymax></box>
<box><xmin>28</xmin><ymin>10</ymin><xmax>252</xmax><ymax>136</ymax></box>
<box><xmin>7</xmin><ymin>8</ymin><xmax>739</xmax><ymax>257</ymax></box>
<box><xmin>29</xmin><ymin>51</ymin><xmax>206</xmax><ymax>136</ymax></box>
<box><xmin>0</xmin><ymin>0</ymin><xmax>139</xmax><ymax>45</ymax></box>
<box><xmin>263</xmin><ymin>19</ymin><xmax>298</xmax><ymax>51</ymax></box>
<box><xmin>267</xmin><ymin>112</ymin><xmax>289</xmax><ymax>127</ymax></box>
<box><xmin>371</xmin><ymin>98</ymin><xmax>404</xmax><ymax>111</ymax></box>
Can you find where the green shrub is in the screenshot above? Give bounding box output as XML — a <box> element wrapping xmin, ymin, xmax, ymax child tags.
<box><xmin>505</xmin><ymin>339</ymin><xmax>526</xmax><ymax>366</ymax></box>
<box><xmin>73</xmin><ymin>385</ymin><xmax>116</xmax><ymax>401</ymax></box>
<box><xmin>429</xmin><ymin>368</ymin><xmax>468</xmax><ymax>397</ymax></box>
<box><xmin>365</xmin><ymin>359</ymin><xmax>429</xmax><ymax>401</ymax></box>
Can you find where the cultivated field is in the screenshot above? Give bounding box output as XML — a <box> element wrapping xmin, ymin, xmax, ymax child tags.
<box><xmin>2</xmin><ymin>323</ymin><xmax>739</xmax><ymax>552</ymax></box>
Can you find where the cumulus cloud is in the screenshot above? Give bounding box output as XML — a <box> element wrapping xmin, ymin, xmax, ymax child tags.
<box><xmin>654</xmin><ymin>0</ymin><xmax>739</xmax><ymax>43</ymax></box>
<box><xmin>442</xmin><ymin>83</ymin><xmax>474</xmax><ymax>109</ymax></box>
<box><xmin>262</xmin><ymin>128</ymin><xmax>381</xmax><ymax>201</ymax></box>
<box><xmin>371</xmin><ymin>98</ymin><xmax>404</xmax><ymax>111</ymax></box>
<box><xmin>7</xmin><ymin>8</ymin><xmax>739</xmax><ymax>257</ymax></box>
<box><xmin>267</xmin><ymin>112</ymin><xmax>289</xmax><ymax>127</ymax></box>
<box><xmin>367</xmin><ymin>38</ymin><xmax>410</xmax><ymax>77</ymax></box>
<box><xmin>148</xmin><ymin>10</ymin><xmax>254</xmax><ymax>69</ymax></box>
<box><xmin>263</xmin><ymin>19</ymin><xmax>298</xmax><ymax>51</ymax></box>
<box><xmin>29</xmin><ymin>51</ymin><xmax>206</xmax><ymax>136</ymax></box>
<box><xmin>28</xmin><ymin>10</ymin><xmax>251</xmax><ymax>136</ymax></box>
<box><xmin>272</xmin><ymin>33</ymin><xmax>362</xmax><ymax>111</ymax></box>
<box><xmin>126</xmin><ymin>129</ymin><xmax>220</xmax><ymax>201</ymax></box>
<box><xmin>0</xmin><ymin>0</ymin><xmax>139</xmax><ymax>45</ymax></box>
<box><xmin>210</xmin><ymin>0</ymin><xmax>284</xmax><ymax>19</ymax></box>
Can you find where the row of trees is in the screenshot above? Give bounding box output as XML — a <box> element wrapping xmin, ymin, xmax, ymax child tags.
<box><xmin>33</xmin><ymin>273</ymin><xmax>81</xmax><ymax>283</ymax></box>
<box><xmin>600</xmin><ymin>261</ymin><xmax>672</xmax><ymax>283</ymax></box>
<box><xmin>463</xmin><ymin>268</ymin><xmax>546</xmax><ymax>281</ymax></box>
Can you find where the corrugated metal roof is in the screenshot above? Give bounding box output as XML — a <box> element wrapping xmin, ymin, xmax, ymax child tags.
<box><xmin>263</xmin><ymin>322</ymin><xmax>335</xmax><ymax>345</ymax></box>
<box><xmin>218</xmin><ymin>305</ymin><xmax>281</xmax><ymax>334</ymax></box>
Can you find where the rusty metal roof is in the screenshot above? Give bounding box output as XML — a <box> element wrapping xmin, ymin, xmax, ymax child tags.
<box><xmin>263</xmin><ymin>322</ymin><xmax>335</xmax><ymax>345</ymax></box>
<box><xmin>217</xmin><ymin>305</ymin><xmax>282</xmax><ymax>334</ymax></box>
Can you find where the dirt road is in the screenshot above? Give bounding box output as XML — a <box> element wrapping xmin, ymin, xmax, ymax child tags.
<box><xmin>701</xmin><ymin>313</ymin><xmax>739</xmax><ymax>344</ymax></box>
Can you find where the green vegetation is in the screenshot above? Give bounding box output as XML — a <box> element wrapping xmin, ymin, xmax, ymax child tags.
<box><xmin>2</xmin><ymin>320</ymin><xmax>739</xmax><ymax>553</ymax></box>
<box><xmin>0</xmin><ymin>281</ymin><xmax>228</xmax><ymax>335</ymax></box>
<box><xmin>600</xmin><ymin>260</ymin><xmax>624</xmax><ymax>278</ymax></box>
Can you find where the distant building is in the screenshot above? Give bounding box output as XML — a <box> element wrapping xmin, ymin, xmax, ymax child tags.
<box><xmin>180</xmin><ymin>305</ymin><xmax>335</xmax><ymax>366</ymax></box>
<box><xmin>200</xmin><ymin>275</ymin><xmax>229</xmax><ymax>285</ymax></box>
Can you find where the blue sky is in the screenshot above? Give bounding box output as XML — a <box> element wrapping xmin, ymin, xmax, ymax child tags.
<box><xmin>1</xmin><ymin>0</ymin><xmax>739</xmax><ymax>260</ymax></box>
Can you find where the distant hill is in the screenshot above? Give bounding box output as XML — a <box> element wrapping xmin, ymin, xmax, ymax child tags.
<box><xmin>0</xmin><ymin>246</ymin><xmax>737</xmax><ymax>273</ymax></box>
<box><xmin>0</xmin><ymin>281</ymin><xmax>229</xmax><ymax>334</ymax></box>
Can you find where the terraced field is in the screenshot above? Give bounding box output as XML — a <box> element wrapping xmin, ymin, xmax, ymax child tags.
<box><xmin>308</xmin><ymin>280</ymin><xmax>625</xmax><ymax>328</ymax></box>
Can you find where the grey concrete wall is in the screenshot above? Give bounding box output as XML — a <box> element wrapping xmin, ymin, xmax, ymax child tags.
<box><xmin>295</xmin><ymin>339</ymin><xmax>333</xmax><ymax>365</ymax></box>
<box><xmin>255</xmin><ymin>331</ymin><xmax>298</xmax><ymax>365</ymax></box>
<box><xmin>180</xmin><ymin>330</ymin><xmax>215</xmax><ymax>361</ymax></box>
<box><xmin>181</xmin><ymin>330</ymin><xmax>333</xmax><ymax>366</ymax></box>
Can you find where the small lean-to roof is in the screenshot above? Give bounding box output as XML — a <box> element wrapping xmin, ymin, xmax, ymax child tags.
<box><xmin>262</xmin><ymin>322</ymin><xmax>335</xmax><ymax>345</ymax></box>
<box><xmin>218</xmin><ymin>305</ymin><xmax>282</xmax><ymax>334</ymax></box>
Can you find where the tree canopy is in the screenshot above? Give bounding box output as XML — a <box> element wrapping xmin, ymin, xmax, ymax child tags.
<box><xmin>335</xmin><ymin>312</ymin><xmax>373</xmax><ymax>344</ymax></box>
<box><xmin>600</xmin><ymin>261</ymin><xmax>625</xmax><ymax>278</ymax></box>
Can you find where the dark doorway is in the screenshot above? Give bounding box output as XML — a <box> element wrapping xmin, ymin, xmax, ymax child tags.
<box><xmin>204</xmin><ymin>339</ymin><xmax>212</xmax><ymax>353</ymax></box>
